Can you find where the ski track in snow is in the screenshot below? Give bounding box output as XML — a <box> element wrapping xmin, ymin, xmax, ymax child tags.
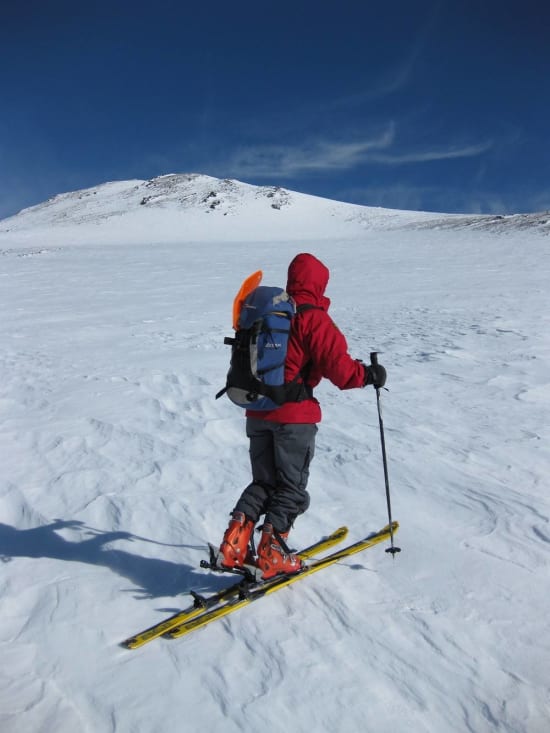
<box><xmin>0</xmin><ymin>232</ymin><xmax>549</xmax><ymax>732</ymax></box>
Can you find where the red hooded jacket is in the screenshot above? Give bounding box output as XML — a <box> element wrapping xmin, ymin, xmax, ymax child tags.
<box><xmin>246</xmin><ymin>253</ymin><xmax>365</xmax><ymax>423</ymax></box>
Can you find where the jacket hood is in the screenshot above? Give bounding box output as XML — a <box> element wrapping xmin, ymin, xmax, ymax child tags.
<box><xmin>286</xmin><ymin>253</ymin><xmax>330</xmax><ymax>309</ymax></box>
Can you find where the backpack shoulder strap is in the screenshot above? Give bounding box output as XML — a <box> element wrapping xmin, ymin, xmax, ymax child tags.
<box><xmin>296</xmin><ymin>303</ymin><xmax>323</xmax><ymax>315</ymax></box>
<box><xmin>290</xmin><ymin>303</ymin><xmax>324</xmax><ymax>399</ymax></box>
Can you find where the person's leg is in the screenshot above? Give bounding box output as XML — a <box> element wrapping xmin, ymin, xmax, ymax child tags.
<box><xmin>256</xmin><ymin>422</ymin><xmax>317</xmax><ymax>579</ymax></box>
<box><xmin>232</xmin><ymin>417</ymin><xmax>278</xmax><ymax>521</ymax></box>
<box><xmin>219</xmin><ymin>418</ymin><xmax>276</xmax><ymax>567</ymax></box>
<box><xmin>264</xmin><ymin>422</ymin><xmax>317</xmax><ymax>533</ymax></box>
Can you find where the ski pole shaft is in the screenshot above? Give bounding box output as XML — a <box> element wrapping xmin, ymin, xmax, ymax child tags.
<box><xmin>370</xmin><ymin>352</ymin><xmax>401</xmax><ymax>556</ymax></box>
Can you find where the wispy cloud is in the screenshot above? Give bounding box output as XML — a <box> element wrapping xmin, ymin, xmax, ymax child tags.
<box><xmin>367</xmin><ymin>141</ymin><xmax>494</xmax><ymax>165</ymax></box>
<box><xmin>329</xmin><ymin>60</ymin><xmax>415</xmax><ymax>109</ymax></box>
<box><xmin>227</xmin><ymin>125</ymin><xmax>396</xmax><ymax>178</ymax></box>
<box><xmin>226</xmin><ymin>128</ymin><xmax>492</xmax><ymax>179</ymax></box>
<box><xmin>338</xmin><ymin>181</ymin><xmax>496</xmax><ymax>214</ymax></box>
<box><xmin>339</xmin><ymin>180</ymin><xmax>548</xmax><ymax>215</ymax></box>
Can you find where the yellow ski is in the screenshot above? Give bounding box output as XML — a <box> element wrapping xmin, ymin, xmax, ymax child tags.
<box><xmin>168</xmin><ymin>522</ymin><xmax>399</xmax><ymax>640</ymax></box>
<box><xmin>122</xmin><ymin>526</ymin><xmax>348</xmax><ymax>649</ymax></box>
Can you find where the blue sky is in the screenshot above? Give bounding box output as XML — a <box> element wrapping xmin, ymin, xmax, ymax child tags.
<box><xmin>1</xmin><ymin>0</ymin><xmax>549</xmax><ymax>218</ymax></box>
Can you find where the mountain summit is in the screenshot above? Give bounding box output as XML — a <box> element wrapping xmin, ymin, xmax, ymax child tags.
<box><xmin>0</xmin><ymin>174</ymin><xmax>435</xmax><ymax>244</ymax></box>
<box><xmin>1</xmin><ymin>174</ymin><xmax>547</xmax><ymax>246</ymax></box>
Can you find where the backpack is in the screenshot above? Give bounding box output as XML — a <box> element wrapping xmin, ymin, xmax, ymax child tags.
<box><xmin>216</xmin><ymin>284</ymin><xmax>313</xmax><ymax>410</ymax></box>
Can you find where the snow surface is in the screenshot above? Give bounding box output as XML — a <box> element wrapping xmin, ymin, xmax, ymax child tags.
<box><xmin>1</xmin><ymin>179</ymin><xmax>549</xmax><ymax>733</ymax></box>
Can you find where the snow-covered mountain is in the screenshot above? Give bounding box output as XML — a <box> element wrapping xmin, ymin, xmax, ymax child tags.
<box><xmin>0</xmin><ymin>174</ymin><xmax>550</xmax><ymax>244</ymax></box>
<box><xmin>0</xmin><ymin>174</ymin><xmax>432</xmax><ymax>244</ymax></box>
<box><xmin>2</xmin><ymin>173</ymin><xmax>547</xmax><ymax>247</ymax></box>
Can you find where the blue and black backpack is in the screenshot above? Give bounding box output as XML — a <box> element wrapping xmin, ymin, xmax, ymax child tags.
<box><xmin>216</xmin><ymin>285</ymin><xmax>314</xmax><ymax>410</ymax></box>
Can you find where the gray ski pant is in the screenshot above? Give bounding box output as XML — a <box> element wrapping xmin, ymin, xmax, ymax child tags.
<box><xmin>233</xmin><ymin>417</ymin><xmax>318</xmax><ymax>533</ymax></box>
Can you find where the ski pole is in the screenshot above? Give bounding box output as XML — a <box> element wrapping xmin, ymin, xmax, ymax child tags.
<box><xmin>370</xmin><ymin>352</ymin><xmax>401</xmax><ymax>556</ymax></box>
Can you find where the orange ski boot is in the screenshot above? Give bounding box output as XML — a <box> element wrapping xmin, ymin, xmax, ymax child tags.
<box><xmin>256</xmin><ymin>523</ymin><xmax>303</xmax><ymax>580</ymax></box>
<box><xmin>218</xmin><ymin>511</ymin><xmax>255</xmax><ymax>569</ymax></box>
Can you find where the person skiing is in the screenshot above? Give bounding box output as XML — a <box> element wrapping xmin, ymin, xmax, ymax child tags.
<box><xmin>217</xmin><ymin>253</ymin><xmax>386</xmax><ymax>579</ymax></box>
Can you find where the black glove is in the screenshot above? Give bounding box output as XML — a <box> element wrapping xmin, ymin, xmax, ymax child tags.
<box><xmin>363</xmin><ymin>363</ymin><xmax>387</xmax><ymax>388</ymax></box>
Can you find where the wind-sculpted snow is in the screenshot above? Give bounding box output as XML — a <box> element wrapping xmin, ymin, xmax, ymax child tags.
<box><xmin>0</xmin><ymin>232</ymin><xmax>549</xmax><ymax>733</ymax></box>
<box><xmin>412</xmin><ymin>210</ymin><xmax>550</xmax><ymax>234</ymax></box>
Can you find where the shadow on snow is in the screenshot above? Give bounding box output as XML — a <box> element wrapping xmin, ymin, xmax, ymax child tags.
<box><xmin>0</xmin><ymin>519</ymin><xmax>229</xmax><ymax>600</ymax></box>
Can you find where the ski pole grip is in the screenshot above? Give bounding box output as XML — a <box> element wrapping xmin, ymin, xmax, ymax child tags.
<box><xmin>370</xmin><ymin>351</ymin><xmax>378</xmax><ymax>367</ymax></box>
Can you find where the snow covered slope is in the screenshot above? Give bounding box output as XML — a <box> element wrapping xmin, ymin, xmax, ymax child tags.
<box><xmin>0</xmin><ymin>173</ymin><xmax>438</xmax><ymax>245</ymax></box>
<box><xmin>2</xmin><ymin>175</ymin><xmax>548</xmax><ymax>248</ymax></box>
<box><xmin>0</xmin><ymin>183</ymin><xmax>549</xmax><ymax>733</ymax></box>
